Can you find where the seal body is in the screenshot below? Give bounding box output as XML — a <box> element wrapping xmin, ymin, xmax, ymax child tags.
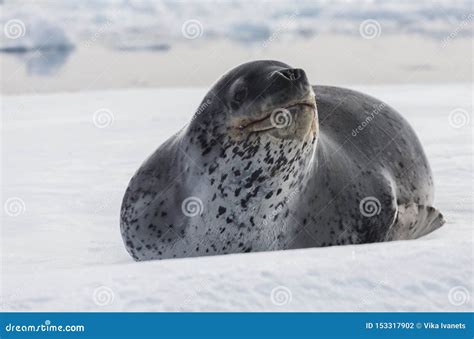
<box><xmin>120</xmin><ymin>60</ymin><xmax>444</xmax><ymax>261</ymax></box>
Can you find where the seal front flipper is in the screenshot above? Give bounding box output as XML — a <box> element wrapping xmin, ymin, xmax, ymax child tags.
<box><xmin>385</xmin><ymin>203</ymin><xmax>445</xmax><ymax>241</ymax></box>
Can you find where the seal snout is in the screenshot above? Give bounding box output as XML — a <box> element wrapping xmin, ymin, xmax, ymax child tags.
<box><xmin>225</xmin><ymin>62</ymin><xmax>316</xmax><ymax>141</ymax></box>
<box><xmin>274</xmin><ymin>68</ymin><xmax>305</xmax><ymax>81</ymax></box>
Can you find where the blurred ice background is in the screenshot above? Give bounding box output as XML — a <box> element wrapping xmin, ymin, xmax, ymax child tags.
<box><xmin>0</xmin><ymin>0</ymin><xmax>472</xmax><ymax>93</ymax></box>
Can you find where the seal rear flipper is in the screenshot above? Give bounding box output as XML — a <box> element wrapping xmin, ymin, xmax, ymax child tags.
<box><xmin>385</xmin><ymin>203</ymin><xmax>445</xmax><ymax>241</ymax></box>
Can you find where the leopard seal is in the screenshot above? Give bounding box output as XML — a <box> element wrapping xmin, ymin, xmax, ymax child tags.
<box><xmin>120</xmin><ymin>60</ymin><xmax>444</xmax><ymax>261</ymax></box>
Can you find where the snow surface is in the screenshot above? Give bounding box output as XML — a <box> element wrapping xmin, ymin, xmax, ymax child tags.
<box><xmin>1</xmin><ymin>84</ymin><xmax>472</xmax><ymax>312</ymax></box>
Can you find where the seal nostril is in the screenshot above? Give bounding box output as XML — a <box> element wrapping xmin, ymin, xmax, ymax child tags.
<box><xmin>277</xmin><ymin>68</ymin><xmax>302</xmax><ymax>81</ymax></box>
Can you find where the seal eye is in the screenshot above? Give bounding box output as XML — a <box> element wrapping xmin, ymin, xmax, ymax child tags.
<box><xmin>233</xmin><ymin>87</ymin><xmax>248</xmax><ymax>103</ymax></box>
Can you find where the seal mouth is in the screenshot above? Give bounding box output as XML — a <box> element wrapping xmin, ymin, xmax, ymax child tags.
<box><xmin>238</xmin><ymin>100</ymin><xmax>316</xmax><ymax>133</ymax></box>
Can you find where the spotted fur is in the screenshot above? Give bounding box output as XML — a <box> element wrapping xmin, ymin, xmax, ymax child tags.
<box><xmin>120</xmin><ymin>60</ymin><xmax>443</xmax><ymax>261</ymax></box>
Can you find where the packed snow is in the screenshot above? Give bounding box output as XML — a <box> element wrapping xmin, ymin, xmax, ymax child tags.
<box><xmin>1</xmin><ymin>83</ymin><xmax>472</xmax><ymax>311</ymax></box>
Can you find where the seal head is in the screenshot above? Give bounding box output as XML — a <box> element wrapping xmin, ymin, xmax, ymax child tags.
<box><xmin>121</xmin><ymin>60</ymin><xmax>319</xmax><ymax>260</ymax></box>
<box><xmin>120</xmin><ymin>60</ymin><xmax>444</xmax><ymax>261</ymax></box>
